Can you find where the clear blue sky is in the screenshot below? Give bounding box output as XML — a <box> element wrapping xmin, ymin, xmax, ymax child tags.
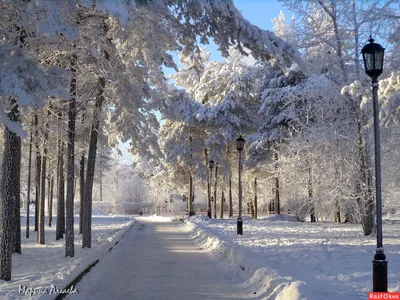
<box><xmin>205</xmin><ymin>0</ymin><xmax>294</xmax><ymax>61</ymax></box>
<box><xmin>234</xmin><ymin>0</ymin><xmax>293</xmax><ymax>30</ymax></box>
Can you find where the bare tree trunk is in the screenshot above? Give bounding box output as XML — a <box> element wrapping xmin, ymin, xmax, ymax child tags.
<box><xmin>47</xmin><ymin>176</ymin><xmax>51</xmax><ymax>226</ymax></box>
<box><xmin>354</xmin><ymin>105</ymin><xmax>373</xmax><ymax>235</ymax></box>
<box><xmin>99</xmin><ymin>154</ymin><xmax>103</xmax><ymax>202</ymax></box>
<box><xmin>334</xmin><ymin>163</ymin><xmax>341</xmax><ymax>223</ymax></box>
<box><xmin>0</xmin><ymin>101</ymin><xmax>22</xmax><ymax>280</ymax></box>
<box><xmin>269</xmin><ymin>187</ymin><xmax>274</xmax><ymax>213</ymax></box>
<box><xmin>34</xmin><ymin>114</ymin><xmax>40</xmax><ymax>233</ymax></box>
<box><xmin>249</xmin><ymin>200</ymin><xmax>254</xmax><ymax>217</ymax></box>
<box><xmin>56</xmin><ymin>139</ymin><xmax>65</xmax><ymax>240</ymax></box>
<box><xmin>274</xmin><ymin>150</ymin><xmax>281</xmax><ymax>214</ymax></box>
<box><xmin>26</xmin><ymin>124</ymin><xmax>33</xmax><ymax>238</ymax></box>
<box><xmin>82</xmin><ymin>77</ymin><xmax>105</xmax><ymax>248</ymax></box>
<box><xmin>74</xmin><ymin>178</ymin><xmax>77</xmax><ymax>199</ymax></box>
<box><xmin>12</xmin><ymin>107</ymin><xmax>22</xmax><ymax>255</ymax></box>
<box><xmin>78</xmin><ymin>100</ymin><xmax>86</xmax><ymax>233</ymax></box>
<box><xmin>79</xmin><ymin>154</ymin><xmax>84</xmax><ymax>234</ymax></box>
<box><xmin>38</xmin><ymin>153</ymin><xmax>46</xmax><ymax>244</ymax></box>
<box><xmin>213</xmin><ymin>165</ymin><xmax>218</xmax><ymax>219</ymax></box>
<box><xmin>228</xmin><ymin>178</ymin><xmax>233</xmax><ymax>218</ymax></box>
<box><xmin>308</xmin><ymin>161</ymin><xmax>316</xmax><ymax>222</ymax></box>
<box><xmin>60</xmin><ymin>159</ymin><xmax>65</xmax><ymax>236</ymax></box>
<box><xmin>38</xmin><ymin>114</ymin><xmax>49</xmax><ymax>244</ymax></box>
<box><xmin>205</xmin><ymin>149</ymin><xmax>211</xmax><ymax>216</ymax></box>
<box><xmin>82</xmin><ymin>27</ymin><xmax>111</xmax><ymax>246</ymax></box>
<box><xmin>65</xmin><ymin>52</ymin><xmax>77</xmax><ymax>257</ymax></box>
<box><xmin>188</xmin><ymin>173</ymin><xmax>193</xmax><ymax>214</ymax></box>
<box><xmin>254</xmin><ymin>177</ymin><xmax>258</xmax><ymax>219</ymax></box>
<box><xmin>187</xmin><ymin>136</ymin><xmax>194</xmax><ymax>216</ymax></box>
<box><xmin>335</xmin><ymin>199</ymin><xmax>341</xmax><ymax>223</ymax></box>
<box><xmin>219</xmin><ymin>190</ymin><xmax>224</xmax><ymax>219</ymax></box>
<box><xmin>48</xmin><ymin>177</ymin><xmax>54</xmax><ymax>227</ymax></box>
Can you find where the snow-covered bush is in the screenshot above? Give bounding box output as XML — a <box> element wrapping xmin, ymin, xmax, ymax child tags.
<box><xmin>285</xmin><ymin>197</ymin><xmax>311</xmax><ymax>222</ymax></box>
<box><xmin>114</xmin><ymin>171</ymin><xmax>151</xmax><ymax>214</ymax></box>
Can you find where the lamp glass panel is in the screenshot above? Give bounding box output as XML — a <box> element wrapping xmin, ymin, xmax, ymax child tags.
<box><xmin>375</xmin><ymin>51</ymin><xmax>384</xmax><ymax>70</ymax></box>
<box><xmin>364</xmin><ymin>53</ymin><xmax>373</xmax><ymax>71</ymax></box>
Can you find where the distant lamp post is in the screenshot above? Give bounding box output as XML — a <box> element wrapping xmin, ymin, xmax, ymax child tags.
<box><xmin>208</xmin><ymin>160</ymin><xmax>214</xmax><ymax>218</ymax></box>
<box><xmin>236</xmin><ymin>136</ymin><xmax>245</xmax><ymax>235</ymax></box>
<box><xmin>362</xmin><ymin>36</ymin><xmax>387</xmax><ymax>292</ymax></box>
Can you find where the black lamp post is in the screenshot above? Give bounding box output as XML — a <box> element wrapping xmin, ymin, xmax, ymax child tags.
<box><xmin>213</xmin><ymin>162</ymin><xmax>218</xmax><ymax>219</ymax></box>
<box><xmin>207</xmin><ymin>160</ymin><xmax>215</xmax><ymax>219</ymax></box>
<box><xmin>361</xmin><ymin>36</ymin><xmax>387</xmax><ymax>292</ymax></box>
<box><xmin>236</xmin><ymin>136</ymin><xmax>245</xmax><ymax>235</ymax></box>
<box><xmin>208</xmin><ymin>160</ymin><xmax>214</xmax><ymax>218</ymax></box>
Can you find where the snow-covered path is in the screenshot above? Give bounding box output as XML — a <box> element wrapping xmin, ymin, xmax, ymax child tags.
<box><xmin>68</xmin><ymin>217</ymin><xmax>248</xmax><ymax>300</ymax></box>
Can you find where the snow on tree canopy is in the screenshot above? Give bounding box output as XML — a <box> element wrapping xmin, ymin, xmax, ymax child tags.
<box><xmin>378</xmin><ymin>71</ymin><xmax>400</xmax><ymax>126</ymax></box>
<box><xmin>81</xmin><ymin>0</ymin><xmax>136</xmax><ymax>25</ymax></box>
<box><xmin>167</xmin><ymin>0</ymin><xmax>306</xmax><ymax>74</ymax></box>
<box><xmin>35</xmin><ymin>1</ymin><xmax>79</xmax><ymax>39</ymax></box>
<box><xmin>0</xmin><ymin>51</ymin><xmax>69</xmax><ymax>136</ymax></box>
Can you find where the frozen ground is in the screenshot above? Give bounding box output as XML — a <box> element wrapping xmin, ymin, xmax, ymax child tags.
<box><xmin>0</xmin><ymin>212</ymin><xmax>135</xmax><ymax>300</ymax></box>
<box><xmin>185</xmin><ymin>214</ymin><xmax>400</xmax><ymax>299</ymax></box>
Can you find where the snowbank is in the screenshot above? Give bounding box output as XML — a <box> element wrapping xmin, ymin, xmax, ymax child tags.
<box><xmin>0</xmin><ymin>215</ymin><xmax>136</xmax><ymax>300</ymax></box>
<box><xmin>185</xmin><ymin>215</ymin><xmax>400</xmax><ymax>300</ymax></box>
<box><xmin>185</xmin><ymin>216</ymin><xmax>308</xmax><ymax>300</ymax></box>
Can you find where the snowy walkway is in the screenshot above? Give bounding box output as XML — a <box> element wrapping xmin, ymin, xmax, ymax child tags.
<box><xmin>67</xmin><ymin>217</ymin><xmax>249</xmax><ymax>300</ymax></box>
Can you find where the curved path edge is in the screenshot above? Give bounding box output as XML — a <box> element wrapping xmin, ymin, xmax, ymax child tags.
<box><xmin>52</xmin><ymin>220</ymin><xmax>136</xmax><ymax>300</ymax></box>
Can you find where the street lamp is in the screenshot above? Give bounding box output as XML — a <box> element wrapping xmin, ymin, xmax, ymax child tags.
<box><xmin>208</xmin><ymin>160</ymin><xmax>214</xmax><ymax>218</ymax></box>
<box><xmin>236</xmin><ymin>136</ymin><xmax>245</xmax><ymax>235</ymax></box>
<box><xmin>362</xmin><ymin>36</ymin><xmax>387</xmax><ymax>292</ymax></box>
<box><xmin>213</xmin><ymin>162</ymin><xmax>218</xmax><ymax>219</ymax></box>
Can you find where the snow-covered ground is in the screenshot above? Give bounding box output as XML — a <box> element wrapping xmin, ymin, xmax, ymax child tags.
<box><xmin>2</xmin><ymin>212</ymin><xmax>399</xmax><ymax>300</ymax></box>
<box><xmin>0</xmin><ymin>212</ymin><xmax>135</xmax><ymax>300</ymax></box>
<box><xmin>184</xmin><ymin>214</ymin><xmax>400</xmax><ymax>299</ymax></box>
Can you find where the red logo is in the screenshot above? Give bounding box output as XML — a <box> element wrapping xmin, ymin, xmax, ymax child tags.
<box><xmin>369</xmin><ymin>293</ymin><xmax>400</xmax><ymax>299</ymax></box>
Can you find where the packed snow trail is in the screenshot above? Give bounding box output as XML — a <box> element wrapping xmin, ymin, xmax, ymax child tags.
<box><xmin>66</xmin><ymin>217</ymin><xmax>249</xmax><ymax>300</ymax></box>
